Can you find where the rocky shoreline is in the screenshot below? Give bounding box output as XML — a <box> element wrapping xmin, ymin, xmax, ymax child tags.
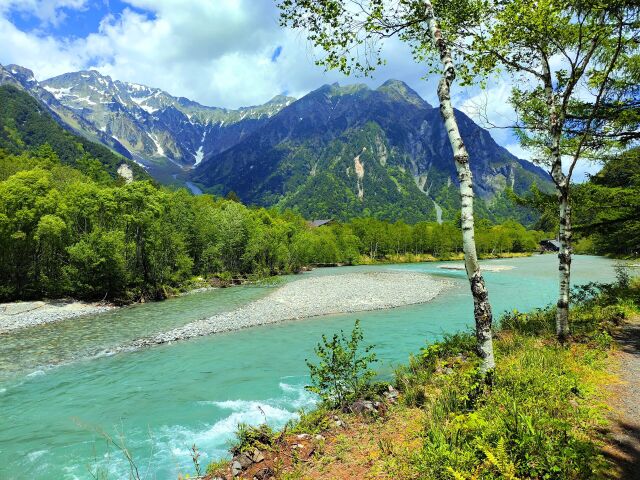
<box><xmin>0</xmin><ymin>299</ymin><xmax>116</xmax><ymax>334</ymax></box>
<box><xmin>123</xmin><ymin>271</ymin><xmax>450</xmax><ymax>350</ymax></box>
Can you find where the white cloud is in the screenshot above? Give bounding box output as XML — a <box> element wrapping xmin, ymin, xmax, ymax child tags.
<box><xmin>0</xmin><ymin>15</ymin><xmax>87</xmax><ymax>76</ymax></box>
<box><xmin>0</xmin><ymin>0</ymin><xmax>438</xmax><ymax>108</ymax></box>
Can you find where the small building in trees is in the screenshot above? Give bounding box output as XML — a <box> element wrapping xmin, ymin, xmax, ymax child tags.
<box><xmin>539</xmin><ymin>239</ymin><xmax>561</xmax><ymax>252</ymax></box>
<box><xmin>308</xmin><ymin>219</ymin><xmax>334</xmax><ymax>228</ymax></box>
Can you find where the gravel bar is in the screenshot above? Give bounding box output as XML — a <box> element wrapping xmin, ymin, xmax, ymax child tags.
<box><xmin>0</xmin><ymin>300</ymin><xmax>116</xmax><ymax>334</ymax></box>
<box><xmin>125</xmin><ymin>271</ymin><xmax>450</xmax><ymax>350</ymax></box>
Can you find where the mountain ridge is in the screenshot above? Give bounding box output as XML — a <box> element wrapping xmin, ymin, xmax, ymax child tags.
<box><xmin>0</xmin><ymin>63</ymin><xmax>551</xmax><ymax>222</ymax></box>
<box><xmin>192</xmin><ymin>80</ymin><xmax>550</xmax><ymax>222</ymax></box>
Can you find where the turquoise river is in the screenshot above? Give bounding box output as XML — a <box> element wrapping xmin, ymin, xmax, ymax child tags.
<box><xmin>0</xmin><ymin>255</ymin><xmax>615</xmax><ymax>479</ymax></box>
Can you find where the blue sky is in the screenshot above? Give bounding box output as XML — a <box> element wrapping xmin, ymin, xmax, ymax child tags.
<box><xmin>0</xmin><ymin>0</ymin><xmax>600</xmax><ymax>179</ymax></box>
<box><xmin>7</xmin><ymin>1</ymin><xmax>128</xmax><ymax>38</ymax></box>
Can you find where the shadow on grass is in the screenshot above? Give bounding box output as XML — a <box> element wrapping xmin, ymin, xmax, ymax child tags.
<box><xmin>602</xmin><ymin>420</ymin><xmax>640</xmax><ymax>480</ymax></box>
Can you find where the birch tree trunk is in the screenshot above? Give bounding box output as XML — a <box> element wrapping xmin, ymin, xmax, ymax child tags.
<box><xmin>423</xmin><ymin>0</ymin><xmax>496</xmax><ymax>373</ymax></box>
<box><xmin>542</xmin><ymin>58</ymin><xmax>571</xmax><ymax>342</ymax></box>
<box><xmin>556</xmin><ymin>187</ymin><xmax>571</xmax><ymax>341</ymax></box>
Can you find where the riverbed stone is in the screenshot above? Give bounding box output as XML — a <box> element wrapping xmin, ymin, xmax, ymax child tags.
<box><xmin>231</xmin><ymin>460</ymin><xmax>243</xmax><ymax>476</ymax></box>
<box><xmin>120</xmin><ymin>272</ymin><xmax>451</xmax><ymax>351</ymax></box>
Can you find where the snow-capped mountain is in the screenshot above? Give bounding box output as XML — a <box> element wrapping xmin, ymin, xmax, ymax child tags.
<box><xmin>1</xmin><ymin>64</ymin><xmax>294</xmax><ymax>178</ymax></box>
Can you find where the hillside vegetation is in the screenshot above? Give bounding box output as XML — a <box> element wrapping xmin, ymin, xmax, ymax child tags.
<box><xmin>0</xmin><ymin>85</ymin><xmax>145</xmax><ymax>179</ymax></box>
<box><xmin>0</xmin><ymin>141</ymin><xmax>545</xmax><ymax>303</ymax></box>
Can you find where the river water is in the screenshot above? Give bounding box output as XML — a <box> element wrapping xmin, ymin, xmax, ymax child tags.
<box><xmin>0</xmin><ymin>255</ymin><xmax>615</xmax><ymax>479</ymax></box>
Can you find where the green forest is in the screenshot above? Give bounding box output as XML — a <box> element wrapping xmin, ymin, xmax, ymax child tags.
<box><xmin>0</xmin><ymin>143</ymin><xmax>547</xmax><ymax>303</ymax></box>
<box><xmin>1</xmin><ymin>84</ymin><xmax>636</xmax><ymax>305</ymax></box>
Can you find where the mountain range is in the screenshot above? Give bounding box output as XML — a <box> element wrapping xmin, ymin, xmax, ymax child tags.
<box><xmin>0</xmin><ymin>63</ymin><xmax>551</xmax><ymax>222</ymax></box>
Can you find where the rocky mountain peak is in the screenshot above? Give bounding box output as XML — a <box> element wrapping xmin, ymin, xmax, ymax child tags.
<box><xmin>5</xmin><ymin>64</ymin><xmax>37</xmax><ymax>85</ymax></box>
<box><xmin>266</xmin><ymin>94</ymin><xmax>296</xmax><ymax>105</ymax></box>
<box><xmin>377</xmin><ymin>79</ymin><xmax>431</xmax><ymax>108</ymax></box>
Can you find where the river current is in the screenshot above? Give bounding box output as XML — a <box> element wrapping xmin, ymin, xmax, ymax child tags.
<box><xmin>0</xmin><ymin>255</ymin><xmax>615</xmax><ymax>479</ymax></box>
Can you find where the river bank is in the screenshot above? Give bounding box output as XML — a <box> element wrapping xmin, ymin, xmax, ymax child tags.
<box><xmin>0</xmin><ymin>254</ymin><xmax>527</xmax><ymax>335</ymax></box>
<box><xmin>0</xmin><ymin>299</ymin><xmax>116</xmax><ymax>334</ymax></box>
<box><xmin>126</xmin><ymin>271</ymin><xmax>450</xmax><ymax>349</ymax></box>
<box><xmin>354</xmin><ymin>251</ymin><xmax>533</xmax><ymax>265</ymax></box>
<box><xmin>206</xmin><ymin>273</ymin><xmax>639</xmax><ymax>480</ymax></box>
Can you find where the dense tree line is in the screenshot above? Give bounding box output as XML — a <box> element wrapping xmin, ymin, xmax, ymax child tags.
<box><xmin>574</xmin><ymin>148</ymin><xmax>640</xmax><ymax>256</ymax></box>
<box><xmin>0</xmin><ymin>145</ymin><xmax>545</xmax><ymax>303</ymax></box>
<box><xmin>516</xmin><ymin>148</ymin><xmax>640</xmax><ymax>258</ymax></box>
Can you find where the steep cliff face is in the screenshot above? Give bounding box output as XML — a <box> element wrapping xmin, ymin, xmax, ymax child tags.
<box><xmin>192</xmin><ymin>81</ymin><xmax>550</xmax><ymax>222</ymax></box>
<box><xmin>0</xmin><ymin>84</ymin><xmax>146</xmax><ymax>180</ymax></box>
<box><xmin>0</xmin><ymin>64</ymin><xmax>132</xmax><ymax>159</ymax></box>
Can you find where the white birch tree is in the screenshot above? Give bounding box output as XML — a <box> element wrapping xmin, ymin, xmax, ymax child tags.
<box><xmin>277</xmin><ymin>0</ymin><xmax>497</xmax><ymax>372</ymax></box>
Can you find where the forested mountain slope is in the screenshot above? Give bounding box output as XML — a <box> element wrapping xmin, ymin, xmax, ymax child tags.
<box><xmin>193</xmin><ymin>81</ymin><xmax>551</xmax><ymax>222</ymax></box>
<box><xmin>0</xmin><ymin>84</ymin><xmax>146</xmax><ymax>180</ymax></box>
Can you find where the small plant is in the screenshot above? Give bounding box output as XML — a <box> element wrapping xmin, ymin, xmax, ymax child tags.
<box><xmin>420</xmin><ymin>332</ymin><xmax>476</xmax><ymax>369</ymax></box>
<box><xmin>614</xmin><ymin>262</ymin><xmax>631</xmax><ymax>289</ymax></box>
<box><xmin>205</xmin><ymin>458</ymin><xmax>230</xmax><ymax>476</ymax></box>
<box><xmin>189</xmin><ymin>443</ymin><xmax>202</xmax><ymax>477</ymax></box>
<box><xmin>499</xmin><ymin>307</ymin><xmax>556</xmax><ymax>335</ymax></box>
<box><xmin>289</xmin><ymin>406</ymin><xmax>331</xmax><ymax>434</ymax></box>
<box><xmin>305</xmin><ymin>320</ymin><xmax>377</xmax><ymax>409</ymax></box>
<box><xmin>231</xmin><ymin>423</ymin><xmax>276</xmax><ymax>455</ymax></box>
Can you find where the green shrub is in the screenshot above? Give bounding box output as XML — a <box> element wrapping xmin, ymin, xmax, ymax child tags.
<box><xmin>288</xmin><ymin>406</ymin><xmax>332</xmax><ymax>435</ymax></box>
<box><xmin>305</xmin><ymin>320</ymin><xmax>377</xmax><ymax>409</ymax></box>
<box><xmin>414</xmin><ymin>335</ymin><xmax>609</xmax><ymax>479</ymax></box>
<box><xmin>499</xmin><ymin>307</ymin><xmax>555</xmax><ymax>335</ymax></box>
<box><xmin>230</xmin><ymin>423</ymin><xmax>277</xmax><ymax>455</ymax></box>
<box><xmin>205</xmin><ymin>458</ymin><xmax>230</xmax><ymax>476</ymax></box>
<box><xmin>420</xmin><ymin>332</ymin><xmax>477</xmax><ymax>369</ymax></box>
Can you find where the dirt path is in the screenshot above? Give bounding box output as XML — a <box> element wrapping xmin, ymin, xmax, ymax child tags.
<box><xmin>605</xmin><ymin>314</ymin><xmax>640</xmax><ymax>479</ymax></box>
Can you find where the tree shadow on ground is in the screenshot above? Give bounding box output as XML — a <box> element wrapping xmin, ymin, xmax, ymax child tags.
<box><xmin>602</xmin><ymin>420</ymin><xmax>640</xmax><ymax>480</ymax></box>
<box><xmin>603</xmin><ymin>318</ymin><xmax>640</xmax><ymax>479</ymax></box>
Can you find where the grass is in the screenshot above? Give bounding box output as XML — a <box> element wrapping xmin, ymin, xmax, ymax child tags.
<box><xmin>206</xmin><ymin>277</ymin><xmax>638</xmax><ymax>480</ymax></box>
<box><xmin>355</xmin><ymin>251</ymin><xmax>533</xmax><ymax>265</ymax></box>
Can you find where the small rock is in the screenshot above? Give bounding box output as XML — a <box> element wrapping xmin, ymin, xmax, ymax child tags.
<box><xmin>444</xmin><ymin>367</ymin><xmax>454</xmax><ymax>375</ymax></box>
<box><xmin>251</xmin><ymin>448</ymin><xmax>265</xmax><ymax>463</ymax></box>
<box><xmin>314</xmin><ymin>434</ymin><xmax>325</xmax><ymax>441</ymax></box>
<box><xmin>292</xmin><ymin>443</ymin><xmax>304</xmax><ymax>449</ymax></box>
<box><xmin>296</xmin><ymin>433</ymin><xmax>311</xmax><ymax>440</ymax></box>
<box><xmin>231</xmin><ymin>460</ymin><xmax>243</xmax><ymax>477</ymax></box>
<box><xmin>350</xmin><ymin>399</ymin><xmax>376</xmax><ymax>415</ymax></box>
<box><xmin>384</xmin><ymin>385</ymin><xmax>399</xmax><ymax>403</ymax></box>
<box><xmin>235</xmin><ymin>452</ymin><xmax>253</xmax><ymax>468</ymax></box>
<box><xmin>253</xmin><ymin>466</ymin><xmax>275</xmax><ymax>480</ymax></box>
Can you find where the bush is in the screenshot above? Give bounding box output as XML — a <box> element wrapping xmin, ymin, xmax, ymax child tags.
<box><xmin>499</xmin><ymin>307</ymin><xmax>556</xmax><ymax>335</ymax></box>
<box><xmin>420</xmin><ymin>332</ymin><xmax>477</xmax><ymax>370</ymax></box>
<box><xmin>305</xmin><ymin>320</ymin><xmax>377</xmax><ymax>409</ymax></box>
<box><xmin>288</xmin><ymin>406</ymin><xmax>332</xmax><ymax>435</ymax></box>
<box><xmin>230</xmin><ymin>423</ymin><xmax>277</xmax><ymax>456</ymax></box>
<box><xmin>414</xmin><ymin>334</ymin><xmax>610</xmax><ymax>479</ymax></box>
<box><xmin>205</xmin><ymin>458</ymin><xmax>230</xmax><ymax>476</ymax></box>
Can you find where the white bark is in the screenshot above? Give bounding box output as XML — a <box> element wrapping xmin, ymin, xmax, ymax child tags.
<box><xmin>542</xmin><ymin>57</ymin><xmax>571</xmax><ymax>341</ymax></box>
<box><xmin>556</xmin><ymin>190</ymin><xmax>571</xmax><ymax>340</ymax></box>
<box><xmin>423</xmin><ymin>0</ymin><xmax>495</xmax><ymax>372</ymax></box>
